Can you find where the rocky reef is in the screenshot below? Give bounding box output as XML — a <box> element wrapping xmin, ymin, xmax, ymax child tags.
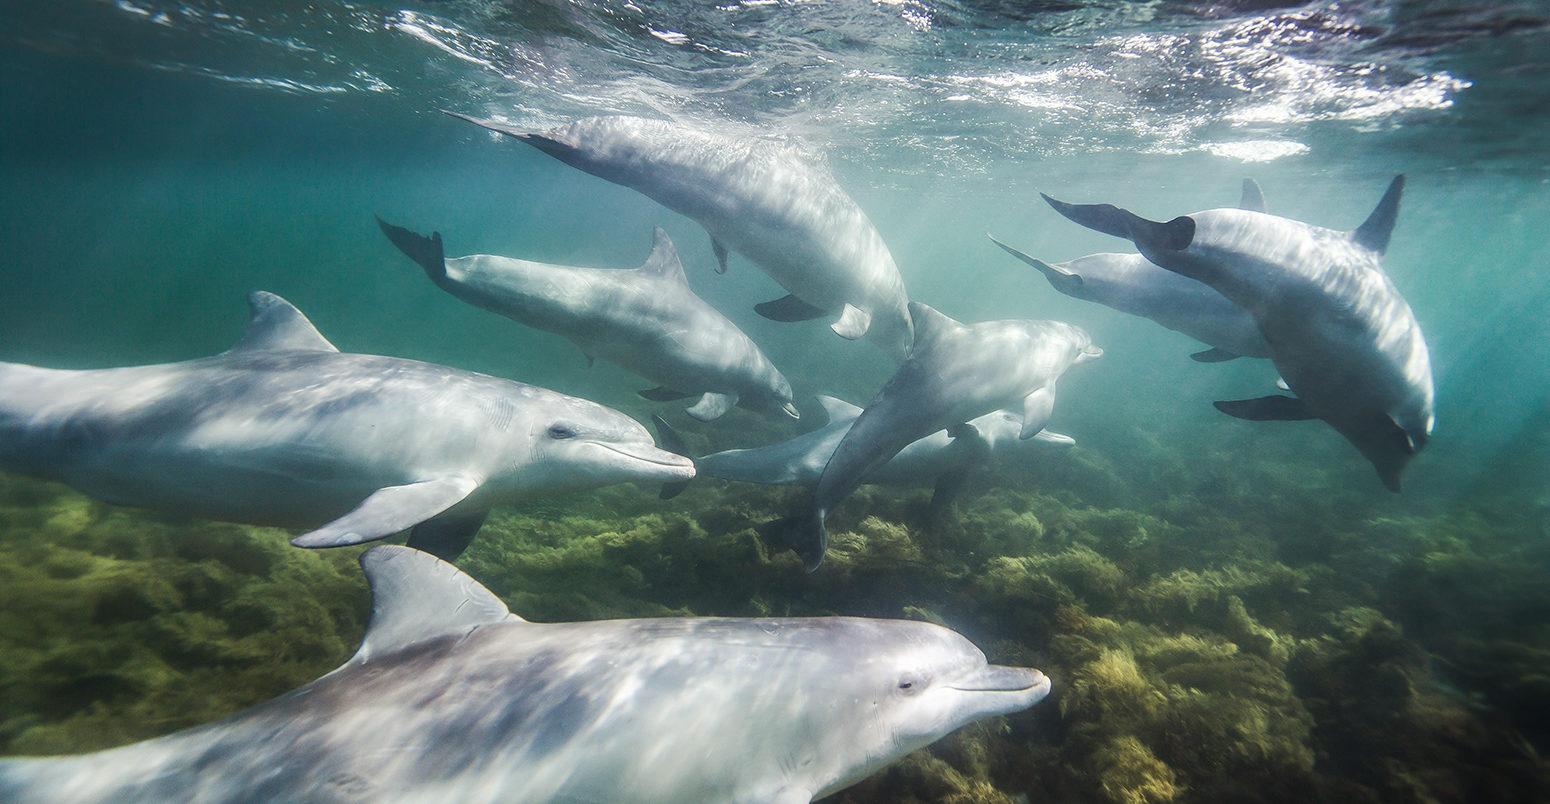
<box><xmin>1</xmin><ymin>435</ymin><xmax>1547</xmax><ymax>802</ymax></box>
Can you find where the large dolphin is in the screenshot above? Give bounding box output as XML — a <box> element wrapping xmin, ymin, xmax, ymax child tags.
<box><xmin>697</xmin><ymin>396</ymin><xmax>1074</xmax><ymax>508</ymax></box>
<box><xmin>1041</xmin><ymin>176</ymin><xmax>1433</xmax><ymax>491</ymax></box>
<box><xmin>444</xmin><ymin>112</ymin><xmax>915</xmax><ymax>360</ymax></box>
<box><xmin>769</xmin><ymin>303</ymin><xmax>1101</xmax><ymax>570</ymax></box>
<box><xmin>0</xmin><ymin>292</ymin><xmax>694</xmax><ymax>559</ymax></box>
<box><xmin>377</xmin><ymin>220</ymin><xmax>798</xmax><ymax>423</ymax></box>
<box><xmin>988</xmin><ymin>179</ymin><xmax>1273</xmax><ymax>363</ymax></box>
<box><xmin>0</xmin><ymin>545</ymin><xmax>1052</xmax><ymax>803</ymax></box>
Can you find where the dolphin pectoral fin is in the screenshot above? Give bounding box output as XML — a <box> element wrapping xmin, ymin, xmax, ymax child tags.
<box><xmin>1352</xmin><ymin>175</ymin><xmax>1405</xmax><ymax>254</ymax></box>
<box><xmin>376</xmin><ymin>217</ymin><xmax>448</xmax><ymax>283</ymax></box>
<box><xmin>1190</xmin><ymin>347</ymin><xmax>1241</xmax><ymax>363</ymax></box>
<box><xmin>1214</xmin><ymin>395</ymin><xmax>1316</xmax><ymax>421</ymax></box>
<box><xmin>351</xmin><ymin>545</ymin><xmax>519</xmax><ymax>665</ymax></box>
<box><xmin>1034</xmin><ymin>430</ymin><xmax>1077</xmax><ymax>447</ymax></box>
<box><xmin>757</xmin><ymin>512</ymin><xmax>827</xmax><ymax>573</ymax></box>
<box><xmin>986</xmin><ymin>234</ymin><xmax>1085</xmax><ymax>292</ymax></box>
<box><xmin>290</xmin><ymin>477</ymin><xmax>480</xmax><ymax>549</ymax></box>
<box><xmin>405</xmin><ymin>509</ymin><xmax>489</xmax><ymax>561</ymax></box>
<box><xmin>1041</xmin><ymin>194</ymin><xmax>1196</xmax><ymax>251</ymax></box>
<box><xmin>755</xmin><ymin>294</ymin><xmax>829</xmax><ymax>322</ymax></box>
<box><xmin>831</xmin><ymin>303</ymin><xmax>872</xmax><ymax>339</ymax></box>
<box><xmin>1238</xmin><ymin>178</ymin><xmax>1266</xmax><ymax>213</ymax></box>
<box><xmin>1020</xmin><ymin>386</ymin><xmax>1057</xmax><ymax>439</ymax></box>
<box><xmin>650</xmin><ymin>414</ymin><xmax>695</xmax><ymax>500</ymax></box>
<box><xmin>227</xmin><ymin>292</ymin><xmax>339</xmax><ymax>355</ymax></box>
<box><xmin>686</xmin><ymin>392</ymin><xmax>737</xmax><ymax>422</ymax></box>
<box><xmin>1277</xmin><ymin>377</ymin><xmax>1291</xmax><ymax>391</ymax></box>
<box><xmin>710</xmin><ymin>236</ymin><xmax>730</xmax><ymax>274</ymax></box>
<box><xmin>639</xmin><ymin>387</ymin><xmax>694</xmax><ymax>401</ymax></box>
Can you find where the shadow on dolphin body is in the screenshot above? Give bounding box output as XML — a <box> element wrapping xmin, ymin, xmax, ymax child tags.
<box><xmin>443</xmin><ymin>111</ymin><xmax>915</xmax><ymax>361</ymax></box>
<box><xmin>0</xmin><ymin>292</ymin><xmax>693</xmax><ymax>560</ymax></box>
<box><xmin>0</xmin><ymin>545</ymin><xmax>1052</xmax><ymax>803</ymax></box>
<box><xmin>765</xmin><ymin>302</ymin><xmax>1100</xmax><ymax>571</ymax></box>
<box><xmin>1040</xmin><ymin>175</ymin><xmax>1432</xmax><ymax>492</ymax></box>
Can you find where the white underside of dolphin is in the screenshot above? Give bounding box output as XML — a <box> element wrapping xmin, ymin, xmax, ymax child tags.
<box><xmin>0</xmin><ymin>545</ymin><xmax>1051</xmax><ymax>803</ymax></box>
<box><xmin>0</xmin><ymin>292</ymin><xmax>694</xmax><ymax>559</ymax></box>
<box><xmin>444</xmin><ymin>112</ymin><xmax>915</xmax><ymax>360</ymax></box>
<box><xmin>377</xmin><ymin>220</ymin><xmax>798</xmax><ymax>423</ymax></box>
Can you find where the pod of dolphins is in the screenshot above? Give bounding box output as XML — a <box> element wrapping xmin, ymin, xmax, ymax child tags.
<box><xmin>0</xmin><ymin>111</ymin><xmax>1433</xmax><ymax>802</ymax></box>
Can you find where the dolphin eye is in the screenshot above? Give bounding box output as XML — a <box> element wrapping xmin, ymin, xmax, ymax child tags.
<box><xmin>897</xmin><ymin>675</ymin><xmax>925</xmax><ymax>693</ymax></box>
<box><xmin>547</xmin><ymin>424</ymin><xmax>578</xmax><ymax>440</ymax></box>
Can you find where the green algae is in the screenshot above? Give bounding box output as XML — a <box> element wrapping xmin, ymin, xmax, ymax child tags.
<box><xmin>1</xmin><ymin>458</ymin><xmax>1548</xmax><ymax>802</ymax></box>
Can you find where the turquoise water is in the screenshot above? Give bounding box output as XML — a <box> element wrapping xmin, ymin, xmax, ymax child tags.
<box><xmin>2</xmin><ymin>1</ymin><xmax>1549</xmax><ymax>801</ymax></box>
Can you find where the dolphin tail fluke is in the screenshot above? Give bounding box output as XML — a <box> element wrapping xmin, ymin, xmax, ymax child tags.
<box><xmin>1041</xmin><ymin>194</ymin><xmax>1196</xmax><ymax>251</ymax></box>
<box><xmin>650</xmin><ymin>415</ymin><xmax>695</xmax><ymax>500</ymax></box>
<box><xmin>757</xmin><ymin>512</ymin><xmax>827</xmax><ymax>573</ymax></box>
<box><xmin>1352</xmin><ymin>175</ymin><xmax>1405</xmax><ymax>254</ymax></box>
<box><xmin>377</xmin><ymin>217</ymin><xmax>447</xmax><ymax>282</ymax></box>
<box><xmin>1213</xmin><ymin>395</ymin><xmax>1316</xmax><ymax>422</ymax></box>
<box><xmin>755</xmin><ymin>294</ymin><xmax>828</xmax><ymax>322</ymax></box>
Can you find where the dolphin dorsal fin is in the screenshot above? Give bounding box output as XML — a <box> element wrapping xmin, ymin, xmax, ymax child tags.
<box><xmin>907</xmin><ymin>302</ymin><xmax>964</xmax><ymax>352</ymax></box>
<box><xmin>1352</xmin><ymin>175</ymin><xmax>1405</xmax><ymax>254</ymax></box>
<box><xmin>637</xmin><ymin>227</ymin><xmax>687</xmax><ymax>284</ymax></box>
<box><xmin>227</xmin><ymin>291</ymin><xmax>338</xmax><ymax>354</ymax></box>
<box><xmin>814</xmin><ymin>395</ymin><xmax>862</xmax><ymax>425</ymax></box>
<box><xmin>351</xmin><ymin>545</ymin><xmax>521</xmax><ymax>664</ymax></box>
<box><xmin>1238</xmin><ymin>179</ymin><xmax>1266</xmax><ymax>213</ymax></box>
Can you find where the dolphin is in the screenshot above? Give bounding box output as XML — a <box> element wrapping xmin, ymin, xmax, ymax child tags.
<box><xmin>988</xmin><ymin>180</ymin><xmax>1273</xmax><ymax>363</ymax></box>
<box><xmin>697</xmin><ymin>396</ymin><xmax>1074</xmax><ymax>508</ymax></box>
<box><xmin>444</xmin><ymin>112</ymin><xmax>915</xmax><ymax>360</ymax></box>
<box><xmin>377</xmin><ymin>220</ymin><xmax>798</xmax><ymax>423</ymax></box>
<box><xmin>1041</xmin><ymin>175</ymin><xmax>1433</xmax><ymax>491</ymax></box>
<box><xmin>0</xmin><ymin>544</ymin><xmax>1052</xmax><ymax>803</ymax></box>
<box><xmin>768</xmin><ymin>303</ymin><xmax>1101</xmax><ymax>570</ymax></box>
<box><xmin>0</xmin><ymin>292</ymin><xmax>694</xmax><ymax>559</ymax></box>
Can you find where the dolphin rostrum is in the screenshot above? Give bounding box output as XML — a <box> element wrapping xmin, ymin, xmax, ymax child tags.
<box><xmin>444</xmin><ymin>112</ymin><xmax>915</xmax><ymax>360</ymax></box>
<box><xmin>989</xmin><ymin>180</ymin><xmax>1273</xmax><ymax>363</ymax></box>
<box><xmin>378</xmin><ymin>220</ymin><xmax>799</xmax><ymax>423</ymax></box>
<box><xmin>697</xmin><ymin>396</ymin><xmax>1074</xmax><ymax>509</ymax></box>
<box><xmin>0</xmin><ymin>545</ymin><xmax>1052</xmax><ymax>803</ymax></box>
<box><xmin>1041</xmin><ymin>176</ymin><xmax>1433</xmax><ymax>491</ymax></box>
<box><xmin>0</xmin><ymin>292</ymin><xmax>694</xmax><ymax>559</ymax></box>
<box><xmin>768</xmin><ymin>303</ymin><xmax>1101</xmax><ymax>570</ymax></box>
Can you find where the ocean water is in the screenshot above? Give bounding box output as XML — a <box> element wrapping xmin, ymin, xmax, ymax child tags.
<box><xmin>1</xmin><ymin>1</ymin><xmax>1548</xmax><ymax>801</ymax></box>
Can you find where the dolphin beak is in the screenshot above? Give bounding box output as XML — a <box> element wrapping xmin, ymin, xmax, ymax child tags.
<box><xmin>597</xmin><ymin>441</ymin><xmax>697</xmax><ymax>480</ymax></box>
<box><xmin>782</xmin><ymin>401</ymin><xmax>801</xmax><ymax>419</ymax></box>
<box><xmin>950</xmin><ymin>665</ymin><xmax>1049</xmax><ymax>695</ymax></box>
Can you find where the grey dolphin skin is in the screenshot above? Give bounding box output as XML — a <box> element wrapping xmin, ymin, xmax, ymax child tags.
<box><xmin>444</xmin><ymin>112</ymin><xmax>915</xmax><ymax>360</ymax></box>
<box><xmin>769</xmin><ymin>303</ymin><xmax>1101</xmax><ymax>570</ymax></box>
<box><xmin>989</xmin><ymin>179</ymin><xmax>1272</xmax><ymax>362</ymax></box>
<box><xmin>699</xmin><ymin>396</ymin><xmax>1074</xmax><ymax>507</ymax></box>
<box><xmin>0</xmin><ymin>292</ymin><xmax>694</xmax><ymax>560</ymax></box>
<box><xmin>1041</xmin><ymin>176</ymin><xmax>1434</xmax><ymax>491</ymax></box>
<box><xmin>377</xmin><ymin>220</ymin><xmax>798</xmax><ymax>422</ymax></box>
<box><xmin>0</xmin><ymin>545</ymin><xmax>1052</xmax><ymax>803</ymax></box>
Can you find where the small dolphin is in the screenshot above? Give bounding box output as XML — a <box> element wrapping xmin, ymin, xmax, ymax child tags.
<box><xmin>444</xmin><ymin>112</ymin><xmax>915</xmax><ymax>359</ymax></box>
<box><xmin>378</xmin><ymin>220</ymin><xmax>798</xmax><ymax>423</ymax></box>
<box><xmin>769</xmin><ymin>303</ymin><xmax>1100</xmax><ymax>570</ymax></box>
<box><xmin>1041</xmin><ymin>176</ymin><xmax>1433</xmax><ymax>491</ymax></box>
<box><xmin>698</xmin><ymin>396</ymin><xmax>1074</xmax><ymax>508</ymax></box>
<box><xmin>0</xmin><ymin>292</ymin><xmax>694</xmax><ymax>559</ymax></box>
<box><xmin>0</xmin><ymin>545</ymin><xmax>1052</xmax><ymax>803</ymax></box>
<box><xmin>988</xmin><ymin>180</ymin><xmax>1273</xmax><ymax>363</ymax></box>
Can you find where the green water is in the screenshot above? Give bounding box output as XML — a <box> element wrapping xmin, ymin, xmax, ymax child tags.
<box><xmin>2</xmin><ymin>2</ymin><xmax>1550</xmax><ymax>801</ymax></box>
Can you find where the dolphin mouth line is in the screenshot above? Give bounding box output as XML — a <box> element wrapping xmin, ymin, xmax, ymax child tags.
<box><xmin>594</xmin><ymin>442</ymin><xmax>696</xmax><ymax>471</ymax></box>
<box><xmin>948</xmin><ymin>667</ymin><xmax>1051</xmax><ymax>694</ymax></box>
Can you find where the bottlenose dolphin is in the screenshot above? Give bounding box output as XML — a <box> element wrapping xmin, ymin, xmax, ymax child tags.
<box><xmin>988</xmin><ymin>180</ymin><xmax>1273</xmax><ymax>363</ymax></box>
<box><xmin>769</xmin><ymin>303</ymin><xmax>1100</xmax><ymax>570</ymax></box>
<box><xmin>1041</xmin><ymin>175</ymin><xmax>1433</xmax><ymax>491</ymax></box>
<box><xmin>378</xmin><ymin>220</ymin><xmax>798</xmax><ymax>423</ymax></box>
<box><xmin>0</xmin><ymin>292</ymin><xmax>694</xmax><ymax>559</ymax></box>
<box><xmin>698</xmin><ymin>396</ymin><xmax>1074</xmax><ymax>508</ymax></box>
<box><xmin>0</xmin><ymin>545</ymin><xmax>1052</xmax><ymax>803</ymax></box>
<box><xmin>444</xmin><ymin>112</ymin><xmax>915</xmax><ymax>360</ymax></box>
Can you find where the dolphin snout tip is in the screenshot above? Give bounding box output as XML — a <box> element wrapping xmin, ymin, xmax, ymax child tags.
<box><xmin>781</xmin><ymin>402</ymin><xmax>801</xmax><ymax>419</ymax></box>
